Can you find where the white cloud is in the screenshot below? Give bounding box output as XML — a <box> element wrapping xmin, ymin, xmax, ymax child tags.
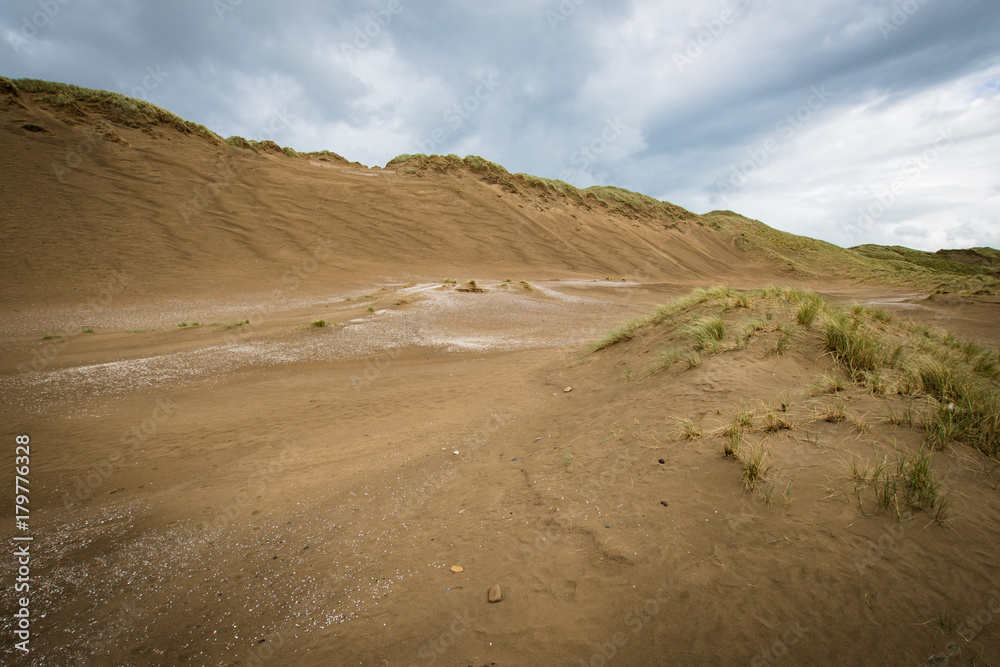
<box><xmin>707</xmin><ymin>63</ymin><xmax>1000</xmax><ymax>250</ymax></box>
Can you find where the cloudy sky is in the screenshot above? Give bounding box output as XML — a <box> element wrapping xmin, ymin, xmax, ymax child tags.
<box><xmin>3</xmin><ymin>0</ymin><xmax>999</xmax><ymax>251</ymax></box>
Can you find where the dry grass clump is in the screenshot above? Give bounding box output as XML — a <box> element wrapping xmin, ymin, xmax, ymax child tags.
<box><xmin>847</xmin><ymin>446</ymin><xmax>949</xmax><ymax>521</ymax></box>
<box><xmin>820</xmin><ymin>400</ymin><xmax>848</xmax><ymax>423</ymax></box>
<box><xmin>762</xmin><ymin>409</ymin><xmax>793</xmax><ymax>432</ymax></box>
<box><xmin>738</xmin><ymin>441</ymin><xmax>772</xmax><ymax>492</ymax></box>
<box><xmin>678</xmin><ymin>418</ymin><xmax>702</xmax><ymax>440</ymax></box>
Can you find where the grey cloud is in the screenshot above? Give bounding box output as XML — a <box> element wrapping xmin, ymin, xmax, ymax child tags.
<box><xmin>1</xmin><ymin>0</ymin><xmax>998</xmax><ymax>250</ymax></box>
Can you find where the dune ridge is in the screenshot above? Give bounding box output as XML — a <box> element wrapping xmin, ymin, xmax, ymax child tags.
<box><xmin>3</xmin><ymin>76</ymin><xmax>996</xmax><ymax>315</ymax></box>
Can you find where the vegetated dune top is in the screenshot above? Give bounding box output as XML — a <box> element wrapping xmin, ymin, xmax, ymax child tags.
<box><xmin>0</xmin><ymin>76</ymin><xmax>996</xmax><ymax>310</ymax></box>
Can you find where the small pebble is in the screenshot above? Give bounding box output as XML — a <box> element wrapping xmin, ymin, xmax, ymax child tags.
<box><xmin>488</xmin><ymin>584</ymin><xmax>503</xmax><ymax>603</ymax></box>
<box><xmin>658</xmin><ymin>459</ymin><xmax>665</xmax><ymax>465</ymax></box>
<box><xmin>660</xmin><ymin>500</ymin><xmax>669</xmax><ymax>507</ymax></box>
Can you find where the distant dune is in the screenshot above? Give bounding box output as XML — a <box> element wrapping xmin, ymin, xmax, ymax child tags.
<box><xmin>2</xmin><ymin>76</ymin><xmax>996</xmax><ymax>314</ymax></box>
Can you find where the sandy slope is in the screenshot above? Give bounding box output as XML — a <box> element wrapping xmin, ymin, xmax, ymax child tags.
<box><xmin>0</xmin><ymin>84</ymin><xmax>766</xmax><ymax>315</ymax></box>
<box><xmin>2</xmin><ymin>283</ymin><xmax>999</xmax><ymax>666</ymax></box>
<box><xmin>1</xmin><ymin>84</ymin><xmax>999</xmax><ymax>667</ymax></box>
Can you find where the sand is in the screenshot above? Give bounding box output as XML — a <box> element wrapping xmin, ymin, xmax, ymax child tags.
<box><xmin>2</xmin><ymin>84</ymin><xmax>999</xmax><ymax>666</ymax></box>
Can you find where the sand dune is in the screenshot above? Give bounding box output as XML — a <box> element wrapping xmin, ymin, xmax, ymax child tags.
<box><xmin>0</xmin><ymin>81</ymin><xmax>766</xmax><ymax>315</ymax></box>
<box><xmin>1</xmin><ymin>79</ymin><xmax>999</xmax><ymax>666</ymax></box>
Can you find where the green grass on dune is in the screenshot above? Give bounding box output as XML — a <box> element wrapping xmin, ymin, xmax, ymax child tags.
<box><xmin>704</xmin><ymin>211</ymin><xmax>1000</xmax><ymax>294</ymax></box>
<box><xmin>852</xmin><ymin>244</ymin><xmax>1000</xmax><ymax>276</ymax></box>
<box><xmin>7</xmin><ymin>77</ymin><xmax>220</xmax><ymax>140</ymax></box>
<box><xmin>591</xmin><ymin>286</ymin><xmax>1000</xmax><ymax>459</ymax></box>
<box><xmin>851</xmin><ymin>245</ymin><xmax>1000</xmax><ymax>295</ymax></box>
<box><xmin>385</xmin><ymin>153</ymin><xmax>697</xmax><ymax>223</ymax></box>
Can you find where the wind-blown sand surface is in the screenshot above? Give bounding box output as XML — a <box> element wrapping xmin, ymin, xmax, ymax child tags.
<box><xmin>2</xmin><ymin>81</ymin><xmax>999</xmax><ymax>666</ymax></box>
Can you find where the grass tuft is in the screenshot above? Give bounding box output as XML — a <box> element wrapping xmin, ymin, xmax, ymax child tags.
<box><xmin>763</xmin><ymin>410</ymin><xmax>792</xmax><ymax>432</ymax></box>
<box><xmin>683</xmin><ymin>316</ymin><xmax>725</xmax><ymax>352</ymax></box>
<box><xmin>812</xmin><ymin>372</ymin><xmax>847</xmax><ymax>396</ymax></box>
<box><xmin>679</xmin><ymin>418</ymin><xmax>702</xmax><ymax>440</ymax></box>
<box><xmin>739</xmin><ymin>317</ymin><xmax>768</xmax><ymax>346</ymax></box>
<box><xmin>723</xmin><ymin>429</ymin><xmax>742</xmax><ymax>459</ymax></box>
<box><xmin>873</xmin><ymin>468</ymin><xmax>898</xmax><ymax>512</ymax></box>
<box><xmin>824</xmin><ymin>314</ymin><xmax>885</xmax><ymax>379</ymax></box>
<box><xmin>847</xmin><ymin>446</ymin><xmax>948</xmax><ymax>517</ymax></box>
<box><xmin>900</xmin><ymin>445</ymin><xmax>939</xmax><ymax>510</ymax></box>
<box><xmin>648</xmin><ymin>346</ymin><xmax>682</xmax><ymax>375</ymax></box>
<box><xmin>767</xmin><ymin>325</ymin><xmax>795</xmax><ymax>356</ymax></box>
<box><xmin>733</xmin><ymin>402</ymin><xmax>756</xmax><ymax>430</ymax></box>
<box><xmin>739</xmin><ymin>441</ymin><xmax>772</xmax><ymax>492</ymax></box>
<box><xmin>591</xmin><ymin>315</ymin><xmax>647</xmax><ymax>352</ymax></box>
<box><xmin>908</xmin><ymin>359</ymin><xmax>1000</xmax><ymax>457</ymax></box>
<box><xmin>821</xmin><ymin>400</ymin><xmax>847</xmax><ymax>423</ymax></box>
<box><xmin>882</xmin><ymin>404</ymin><xmax>915</xmax><ymax>428</ymax></box>
<box><xmin>796</xmin><ymin>295</ymin><xmax>824</xmax><ymax>327</ymax></box>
